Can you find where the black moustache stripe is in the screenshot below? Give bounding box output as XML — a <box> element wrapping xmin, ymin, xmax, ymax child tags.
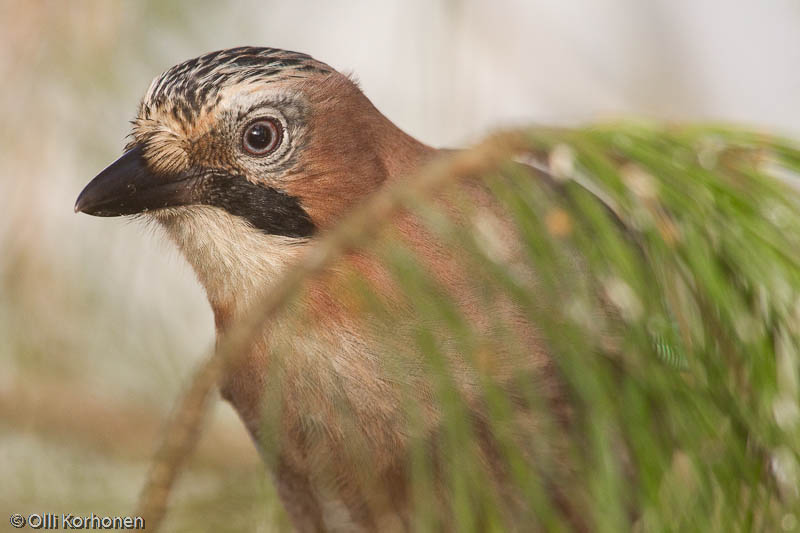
<box><xmin>195</xmin><ymin>173</ymin><xmax>315</xmax><ymax>238</ymax></box>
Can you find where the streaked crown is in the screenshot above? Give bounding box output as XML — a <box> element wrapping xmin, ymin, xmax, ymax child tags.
<box><xmin>141</xmin><ymin>46</ymin><xmax>333</xmax><ymax>123</ymax></box>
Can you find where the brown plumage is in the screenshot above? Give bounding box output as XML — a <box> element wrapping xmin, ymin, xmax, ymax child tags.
<box><xmin>75</xmin><ymin>47</ymin><xmax>577</xmax><ymax>532</ymax></box>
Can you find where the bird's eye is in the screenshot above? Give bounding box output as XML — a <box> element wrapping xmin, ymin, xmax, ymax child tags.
<box><xmin>242</xmin><ymin>119</ymin><xmax>282</xmax><ymax>156</ymax></box>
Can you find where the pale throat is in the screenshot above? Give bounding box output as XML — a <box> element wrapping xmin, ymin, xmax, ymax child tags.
<box><xmin>149</xmin><ymin>205</ymin><xmax>309</xmax><ymax>321</ymax></box>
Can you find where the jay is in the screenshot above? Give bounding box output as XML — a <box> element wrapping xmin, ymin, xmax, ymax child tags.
<box><xmin>75</xmin><ymin>47</ymin><xmax>574</xmax><ymax>532</ymax></box>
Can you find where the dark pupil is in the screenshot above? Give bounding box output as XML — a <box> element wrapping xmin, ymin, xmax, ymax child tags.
<box><xmin>247</xmin><ymin>124</ymin><xmax>272</xmax><ymax>150</ymax></box>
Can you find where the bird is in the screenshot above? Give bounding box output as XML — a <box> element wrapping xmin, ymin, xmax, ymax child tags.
<box><xmin>75</xmin><ymin>47</ymin><xmax>579</xmax><ymax>532</ymax></box>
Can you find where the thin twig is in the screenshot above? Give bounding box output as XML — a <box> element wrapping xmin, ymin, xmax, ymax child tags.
<box><xmin>134</xmin><ymin>130</ymin><xmax>532</xmax><ymax>531</ymax></box>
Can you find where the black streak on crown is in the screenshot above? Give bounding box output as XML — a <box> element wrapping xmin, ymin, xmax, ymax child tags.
<box><xmin>145</xmin><ymin>47</ymin><xmax>333</xmax><ymax>119</ymax></box>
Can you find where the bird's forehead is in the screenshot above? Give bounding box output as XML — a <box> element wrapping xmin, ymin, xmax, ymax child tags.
<box><xmin>140</xmin><ymin>47</ymin><xmax>332</xmax><ymax>124</ymax></box>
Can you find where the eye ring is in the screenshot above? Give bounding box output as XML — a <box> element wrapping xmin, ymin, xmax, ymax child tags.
<box><xmin>242</xmin><ymin>118</ymin><xmax>282</xmax><ymax>156</ymax></box>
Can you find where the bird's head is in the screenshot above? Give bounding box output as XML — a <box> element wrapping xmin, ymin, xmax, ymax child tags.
<box><xmin>76</xmin><ymin>46</ymin><xmax>429</xmax><ymax>234</ymax></box>
<box><xmin>75</xmin><ymin>47</ymin><xmax>431</xmax><ymax>306</ymax></box>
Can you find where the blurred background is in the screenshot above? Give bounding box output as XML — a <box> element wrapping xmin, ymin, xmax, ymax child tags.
<box><xmin>1</xmin><ymin>1</ymin><xmax>799</xmax><ymax>530</ymax></box>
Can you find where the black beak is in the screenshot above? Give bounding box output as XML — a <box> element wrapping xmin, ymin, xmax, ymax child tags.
<box><xmin>75</xmin><ymin>144</ymin><xmax>316</xmax><ymax>238</ymax></box>
<box><xmin>75</xmin><ymin>145</ymin><xmax>194</xmax><ymax>216</ymax></box>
